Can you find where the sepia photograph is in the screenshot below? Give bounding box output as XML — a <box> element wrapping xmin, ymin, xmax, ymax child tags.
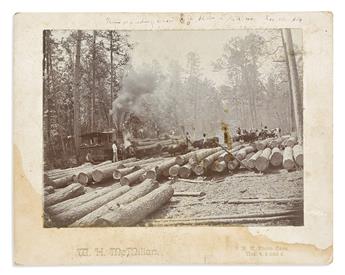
<box><xmin>42</xmin><ymin>28</ymin><xmax>304</xmax><ymax>228</ymax></box>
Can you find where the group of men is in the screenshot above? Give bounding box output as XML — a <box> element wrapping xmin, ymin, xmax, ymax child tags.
<box><xmin>233</xmin><ymin>126</ymin><xmax>281</xmax><ymax>143</ymax></box>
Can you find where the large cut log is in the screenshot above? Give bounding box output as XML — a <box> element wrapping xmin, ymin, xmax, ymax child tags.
<box><xmin>269</xmin><ymin>147</ymin><xmax>283</xmax><ymax>167</ymax></box>
<box><xmin>189</xmin><ymin>148</ymin><xmax>221</xmax><ymax>165</ymax></box>
<box><xmin>77</xmin><ymin>158</ymin><xmax>136</xmax><ymax>184</ymax></box>
<box><xmin>247</xmin><ymin>150</ymin><xmax>263</xmax><ymax>169</ymax></box>
<box><xmin>202</xmin><ymin>151</ymin><xmax>224</xmax><ymax>169</ymax></box>
<box><xmin>178</xmin><ymin>163</ymin><xmax>193</xmax><ymax>178</ymax></box>
<box><xmin>94</xmin><ymin>184</ymin><xmax>174</xmax><ymax>227</ymax></box>
<box><xmin>146</xmin><ymin>158</ymin><xmax>177</xmax><ymax>179</ymax></box>
<box><xmin>175</xmin><ymin>151</ymin><xmax>196</xmax><ymax>165</ymax></box>
<box><xmin>255</xmin><ymin>148</ymin><xmax>272</xmax><ymax>172</ymax></box>
<box><xmin>192</xmin><ymin>164</ymin><xmax>204</xmax><ymax>176</ymax></box>
<box><xmin>71</xmin><ymin>179</ymin><xmax>158</xmax><ymax>227</ymax></box>
<box><xmin>120</xmin><ymin>160</ymin><xmax>162</xmax><ymax>185</ymax></box>
<box><xmin>285</xmin><ymin>136</ymin><xmax>298</xmax><ymax>148</ymax></box>
<box><xmin>44</xmin><ymin>183</ymin><xmax>85</xmax><ymax>207</ymax></box>
<box><xmin>293</xmin><ymin>144</ymin><xmax>303</xmax><ymax>167</ymax></box>
<box><xmin>49</xmin><ymin>175</ymin><xmax>75</xmax><ymax>188</ymax></box>
<box><xmin>77</xmin><ymin>170</ymin><xmax>94</xmax><ymax>185</ymax></box>
<box><xmin>44</xmin><ymin>186</ymin><xmax>55</xmax><ymax>194</ymax></box>
<box><xmin>46</xmin><ymin>184</ymin><xmax>120</xmax><ymax>216</ymax></box>
<box><xmin>168</xmin><ymin>164</ymin><xmax>181</xmax><ymax>177</ymax></box>
<box><xmin>113</xmin><ymin>166</ymin><xmax>140</xmax><ymax>180</ymax></box>
<box><xmin>211</xmin><ymin>160</ymin><xmax>226</xmax><ymax>173</ymax></box>
<box><xmin>227</xmin><ymin>159</ymin><xmax>240</xmax><ymax>170</ymax></box>
<box><xmin>50</xmin><ymin>185</ymin><xmax>131</xmax><ymax>227</ymax></box>
<box><xmin>134</xmin><ymin>143</ymin><xmax>162</xmax><ymax>157</ymax></box>
<box><xmin>92</xmin><ymin>164</ymin><xmax>126</xmax><ymax>183</ymax></box>
<box><xmin>120</xmin><ymin>168</ymin><xmax>147</xmax><ymax>186</ymax></box>
<box><xmin>222</xmin><ymin>144</ymin><xmax>245</xmax><ymax>163</ymax></box>
<box><xmin>236</xmin><ymin>146</ymin><xmax>256</xmax><ymax>160</ymax></box>
<box><xmin>283</xmin><ymin>146</ymin><xmax>295</xmax><ymax>171</ymax></box>
<box><xmin>241</xmin><ymin>152</ymin><xmax>255</xmax><ymax>168</ymax></box>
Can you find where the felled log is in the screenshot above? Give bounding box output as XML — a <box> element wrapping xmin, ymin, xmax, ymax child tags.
<box><xmin>94</xmin><ymin>184</ymin><xmax>174</xmax><ymax>227</ymax></box>
<box><xmin>175</xmin><ymin>151</ymin><xmax>196</xmax><ymax>166</ymax></box>
<box><xmin>255</xmin><ymin>148</ymin><xmax>272</xmax><ymax>172</ymax></box>
<box><xmin>241</xmin><ymin>152</ymin><xmax>255</xmax><ymax>168</ymax></box>
<box><xmin>223</xmin><ymin>144</ymin><xmax>245</xmax><ymax>163</ymax></box>
<box><xmin>71</xmin><ymin>179</ymin><xmax>158</xmax><ymax>227</ymax></box>
<box><xmin>211</xmin><ymin>160</ymin><xmax>226</xmax><ymax>173</ymax></box>
<box><xmin>285</xmin><ymin>136</ymin><xmax>298</xmax><ymax>148</ymax></box>
<box><xmin>227</xmin><ymin>159</ymin><xmax>240</xmax><ymax>170</ymax></box>
<box><xmin>44</xmin><ymin>186</ymin><xmax>55</xmax><ymax>194</ymax></box>
<box><xmin>44</xmin><ymin>183</ymin><xmax>85</xmax><ymax>207</ymax></box>
<box><xmin>293</xmin><ymin>144</ymin><xmax>303</xmax><ymax>167</ymax></box>
<box><xmin>163</xmin><ymin>143</ymin><xmax>188</xmax><ymax>156</ymax></box>
<box><xmin>49</xmin><ymin>175</ymin><xmax>75</xmax><ymax>188</ymax></box>
<box><xmin>91</xmin><ymin>159</ymin><xmax>137</xmax><ymax>183</ymax></box>
<box><xmin>283</xmin><ymin>146</ymin><xmax>295</xmax><ymax>171</ymax></box>
<box><xmin>236</xmin><ymin>146</ymin><xmax>255</xmax><ymax>160</ymax></box>
<box><xmin>270</xmin><ymin>147</ymin><xmax>283</xmax><ymax>167</ymax></box>
<box><xmin>120</xmin><ymin>168</ymin><xmax>147</xmax><ymax>186</ymax></box>
<box><xmin>178</xmin><ymin>163</ymin><xmax>193</xmax><ymax>178</ymax></box>
<box><xmin>77</xmin><ymin>171</ymin><xmax>93</xmax><ymax>185</ymax></box>
<box><xmin>192</xmin><ymin>164</ymin><xmax>205</xmax><ymax>176</ymax></box>
<box><xmin>146</xmin><ymin>158</ymin><xmax>177</xmax><ymax>179</ymax></box>
<box><xmin>77</xmin><ymin>158</ymin><xmax>136</xmax><ymax>184</ymax></box>
<box><xmin>134</xmin><ymin>143</ymin><xmax>162</xmax><ymax>157</ymax></box>
<box><xmin>92</xmin><ymin>165</ymin><xmax>121</xmax><ymax>183</ymax></box>
<box><xmin>46</xmin><ymin>184</ymin><xmax>120</xmax><ymax>216</ymax></box>
<box><xmin>202</xmin><ymin>151</ymin><xmax>224</xmax><ymax>169</ymax></box>
<box><xmin>113</xmin><ymin>166</ymin><xmax>140</xmax><ymax>180</ymax></box>
<box><xmin>168</xmin><ymin>164</ymin><xmax>181</xmax><ymax>177</ymax></box>
<box><xmin>189</xmin><ymin>148</ymin><xmax>221</xmax><ymax>165</ymax></box>
<box><xmin>50</xmin><ymin>185</ymin><xmax>131</xmax><ymax>227</ymax></box>
<box><xmin>247</xmin><ymin>150</ymin><xmax>263</xmax><ymax>169</ymax></box>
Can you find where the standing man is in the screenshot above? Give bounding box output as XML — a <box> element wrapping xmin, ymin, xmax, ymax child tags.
<box><xmin>202</xmin><ymin>133</ymin><xmax>207</xmax><ymax>148</ymax></box>
<box><xmin>112</xmin><ymin>141</ymin><xmax>118</xmax><ymax>162</ymax></box>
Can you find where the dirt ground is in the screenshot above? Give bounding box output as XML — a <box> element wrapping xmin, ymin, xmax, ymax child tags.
<box><xmin>147</xmin><ymin>168</ymin><xmax>304</xmax><ymax>226</ymax></box>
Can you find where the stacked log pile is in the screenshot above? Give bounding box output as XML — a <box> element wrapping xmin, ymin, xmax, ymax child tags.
<box><xmin>44</xmin><ymin>178</ymin><xmax>174</xmax><ymax>227</ymax></box>
<box><xmin>44</xmin><ymin>134</ymin><xmax>303</xmax><ymax>190</ymax></box>
<box><xmin>43</xmin><ymin>134</ymin><xmax>303</xmax><ymax>227</ymax></box>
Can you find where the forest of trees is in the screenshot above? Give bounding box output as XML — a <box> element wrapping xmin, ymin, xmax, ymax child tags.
<box><xmin>43</xmin><ymin>29</ymin><xmax>302</xmax><ymax>166</ymax></box>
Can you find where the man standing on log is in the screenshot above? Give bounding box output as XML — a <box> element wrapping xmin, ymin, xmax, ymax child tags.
<box><xmin>112</xmin><ymin>141</ymin><xmax>118</xmax><ymax>162</ymax></box>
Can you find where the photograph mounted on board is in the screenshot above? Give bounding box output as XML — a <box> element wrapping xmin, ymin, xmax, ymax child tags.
<box><xmin>43</xmin><ymin>29</ymin><xmax>304</xmax><ymax>228</ymax></box>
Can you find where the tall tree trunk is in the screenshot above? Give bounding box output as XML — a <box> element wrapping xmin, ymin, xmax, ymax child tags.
<box><xmin>43</xmin><ymin>30</ymin><xmax>56</xmax><ymax>158</ymax></box>
<box><xmin>109</xmin><ymin>31</ymin><xmax>114</xmax><ymax>128</ymax></box>
<box><xmin>281</xmin><ymin>30</ymin><xmax>296</xmax><ymax>133</ymax></box>
<box><xmin>91</xmin><ymin>31</ymin><xmax>97</xmax><ymax>131</ymax></box>
<box><xmin>281</xmin><ymin>29</ymin><xmax>303</xmax><ymax>143</ymax></box>
<box><xmin>73</xmin><ymin>30</ymin><xmax>82</xmax><ymax>154</ymax></box>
